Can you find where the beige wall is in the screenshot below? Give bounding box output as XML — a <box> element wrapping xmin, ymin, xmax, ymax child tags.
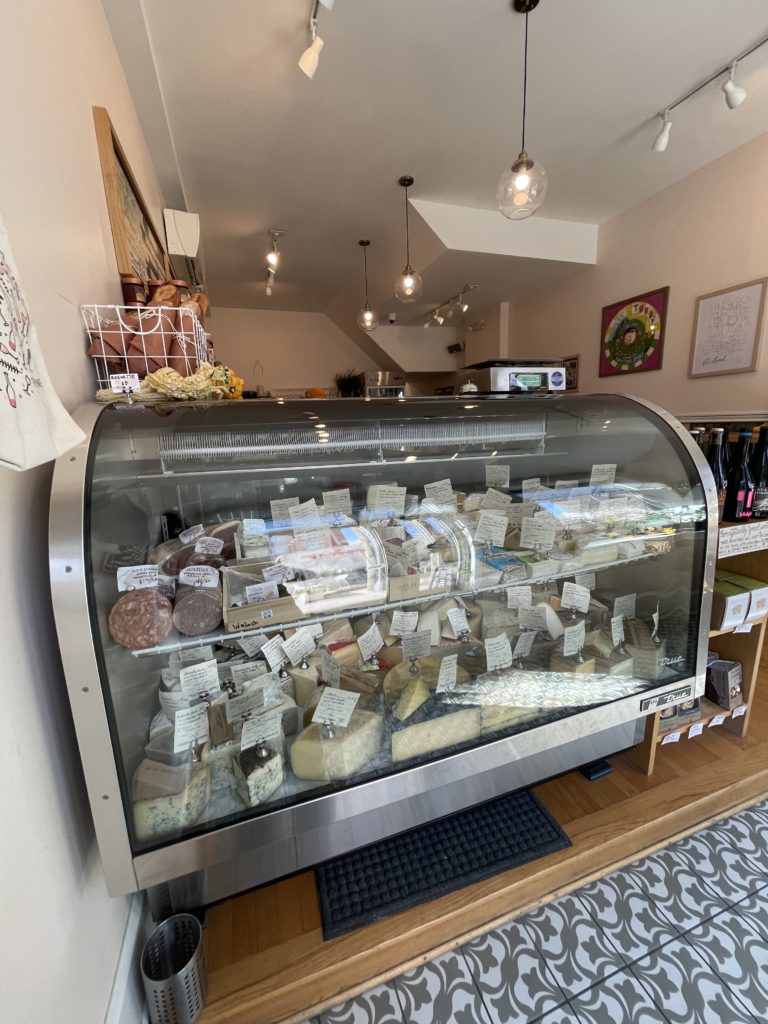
<box><xmin>212</xmin><ymin>307</ymin><xmax>379</xmax><ymax>392</ymax></box>
<box><xmin>0</xmin><ymin>2</ymin><xmax>167</xmax><ymax>1021</ymax></box>
<box><xmin>510</xmin><ymin>133</ymin><xmax>768</xmax><ymax>418</ymax></box>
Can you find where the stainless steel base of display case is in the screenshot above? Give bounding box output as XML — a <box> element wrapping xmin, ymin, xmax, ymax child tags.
<box><xmin>146</xmin><ymin>717</ymin><xmax>642</xmax><ymax>915</ymax></box>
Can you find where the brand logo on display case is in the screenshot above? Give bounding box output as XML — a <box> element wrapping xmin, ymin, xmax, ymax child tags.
<box><xmin>640</xmin><ymin>685</ymin><xmax>692</xmax><ymax>713</ymax></box>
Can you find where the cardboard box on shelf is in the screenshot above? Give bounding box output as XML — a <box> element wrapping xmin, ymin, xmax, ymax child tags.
<box><xmin>710</xmin><ymin>578</ymin><xmax>750</xmax><ymax>631</ymax></box>
<box><xmin>676</xmin><ymin>697</ymin><xmax>701</xmax><ymax>724</ymax></box>
<box><xmin>705</xmin><ymin>659</ymin><xmax>744</xmax><ymax>711</ymax></box>
<box><xmin>658</xmin><ymin>705</ymin><xmax>678</xmax><ymax>733</ymax></box>
<box><xmin>715</xmin><ymin>570</ymin><xmax>768</xmax><ymax>623</ymax></box>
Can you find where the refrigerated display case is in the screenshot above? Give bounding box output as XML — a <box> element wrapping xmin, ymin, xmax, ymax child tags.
<box><xmin>49</xmin><ymin>395</ymin><xmax>716</xmax><ymax>909</ymax></box>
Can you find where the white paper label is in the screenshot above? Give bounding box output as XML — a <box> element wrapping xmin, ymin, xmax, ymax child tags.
<box><xmin>562</xmin><ymin>620</ymin><xmax>586</xmax><ymax>658</ymax></box>
<box><xmin>734</xmin><ymin>623</ymin><xmax>754</xmax><ymax>634</ymax></box>
<box><xmin>445</xmin><ymin>607</ymin><xmax>470</xmax><ymax>639</ymax></box>
<box><xmin>238</xmin><ymin>634</ymin><xmax>266</xmax><ymax>657</ymax></box>
<box><xmin>485</xmin><ymin>464</ymin><xmax>510</xmax><ymax>488</ymax></box>
<box><xmin>194</xmin><ymin>536</ymin><xmax>224</xmax><ymax>556</ymax></box>
<box><xmin>512</xmin><ymin>631</ymin><xmax>535</xmax><ymax>661</ymax></box>
<box><xmin>590</xmin><ymin>464</ymin><xmax>617</xmax><ymax>487</ymax></box>
<box><xmin>289</xmin><ymin>498</ymin><xmax>320</xmax><ymax>531</ymax></box>
<box><xmin>732</xmin><ymin>705</ymin><xmax>747</xmax><ymax>718</ymax></box>
<box><xmin>322</xmin><ymin>488</ymin><xmax>353</xmax><ymax>515</ymax></box>
<box><xmin>262</xmin><ymin>563</ymin><xmax>296</xmax><ymax>584</ymax></box>
<box><xmin>281</xmin><ymin>627</ymin><xmax>316</xmax><ymax>666</ymax></box>
<box><xmin>312</xmin><ymin>687</ymin><xmax>360</xmax><ymax>728</ymax></box>
<box><xmin>520</xmin><ymin>518</ymin><xmax>556</xmax><ymax>550</ymax></box>
<box><xmin>178</xmin><ymin>524</ymin><xmax>204</xmax><ymax>544</ymax></box>
<box><xmin>179</xmin><ymin>565</ymin><xmax>219</xmax><ymax>588</ymax></box>
<box><xmin>507</xmin><ymin>584</ymin><xmax>533</xmax><ymax>609</ymax></box>
<box><xmin>709</xmin><ymin>714</ymin><xmax>727</xmax><ymax>728</ymax></box>
<box><xmin>159</xmin><ymin>690</ymin><xmax>189</xmax><ymax>718</ymax></box>
<box><xmin>561</xmin><ymin>582</ymin><xmax>590</xmax><ymax>614</ymax></box>
<box><xmin>613</xmin><ymin>594</ymin><xmax>637</xmax><ymax>620</ymax></box>
<box><xmin>555</xmin><ymin>479</ymin><xmax>579</xmax><ymax>491</ymax></box>
<box><xmin>261</xmin><ymin>634</ymin><xmax>287</xmax><ymax>670</ymax></box>
<box><xmin>423</xmin><ymin>478</ymin><xmax>455</xmax><ymax>507</ymax></box>
<box><xmin>117</xmin><ymin>564</ymin><xmax>159</xmax><ymax>591</ymax></box>
<box><xmin>321</xmin><ymin>649</ymin><xmax>341</xmax><ymax>687</ymax></box>
<box><xmin>226</xmin><ymin>689</ymin><xmax>266</xmax><ymax>722</ymax></box>
<box><xmin>475</xmin><ymin>510</ymin><xmax>508</xmax><ymax>548</ymax></box>
<box><xmin>158</xmin><ymin>574</ymin><xmax>176</xmax><ymax>598</ymax></box>
<box><xmin>611</xmin><ymin>615</ymin><xmax>625</xmax><ymax>647</ymax></box>
<box><xmin>687</xmin><ymin>722</ymin><xmax>705</xmax><ymax>738</ymax></box>
<box><xmin>661</xmin><ymin>731</ymin><xmax>681</xmax><ymax>745</ymax></box>
<box><xmin>270</xmin><ymin>496</ymin><xmax>300</xmax><ymax>522</ymax></box>
<box><xmin>480</xmin><ymin>487</ymin><xmax>513</xmax><ymax>511</ymax></box>
<box><xmin>436</xmin><ymin>653</ymin><xmax>458</xmax><ymax>693</ymax></box>
<box><xmin>241</xmin><ymin>712</ymin><xmax>282</xmax><ymax>749</ymax></box>
<box><xmin>109</xmin><ymin>372</ymin><xmax>140</xmax><ymax>393</ymax></box>
<box><xmin>521</xmin><ymin>477</ymin><xmax>541</xmax><ymax>499</ymax></box>
<box><xmin>179</xmin><ymin>659</ymin><xmax>220</xmax><ymax>698</ymax></box>
<box><xmin>718</xmin><ymin>522</ymin><xmax>768</xmax><ymax>559</ymax></box>
<box><xmin>518</xmin><ymin>606</ymin><xmax>548</xmax><ymax>631</ymax></box>
<box><xmin>485</xmin><ymin>633</ymin><xmax>514</xmax><ymax>671</ymax></box>
<box><xmin>230</xmin><ymin>661</ymin><xmax>268</xmax><ymax>687</ymax></box>
<box><xmin>242</xmin><ymin>518</ymin><xmax>268</xmax><ymax>537</ymax></box>
<box><xmin>173</xmin><ymin>704</ymin><xmax>210</xmax><ymax>752</ymax></box>
<box><xmin>245</xmin><ymin>581</ymin><xmax>280</xmax><ymax>605</ymax></box>
<box><xmin>179</xmin><ymin>645</ymin><xmax>214</xmax><ymax>663</ymax></box>
<box><xmin>574</xmin><ymin>572</ymin><xmax>596</xmax><ymax>590</ymax></box>
<box><xmin>390</xmin><ymin>610</ymin><xmax>419</xmax><ymax>636</ymax></box>
<box><xmin>357</xmin><ymin>621</ymin><xmax>384</xmax><ymax>662</ymax></box>
<box><xmin>368</xmin><ymin>485</ymin><xmax>406</xmax><ymax>517</ymax></box>
<box><xmin>401</xmin><ymin>629</ymin><xmax>432</xmax><ymax>660</ymax></box>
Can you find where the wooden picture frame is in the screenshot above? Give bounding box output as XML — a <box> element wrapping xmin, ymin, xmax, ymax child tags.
<box><xmin>688</xmin><ymin>277</ymin><xmax>767</xmax><ymax>379</ymax></box>
<box><xmin>599</xmin><ymin>287</ymin><xmax>669</xmax><ymax>377</ymax></box>
<box><xmin>93</xmin><ymin>106</ymin><xmax>168</xmax><ymax>281</ymax></box>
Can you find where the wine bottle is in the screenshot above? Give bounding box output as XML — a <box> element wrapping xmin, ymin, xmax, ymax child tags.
<box><xmin>722</xmin><ymin>426</ymin><xmax>733</xmax><ymax>474</ymax></box>
<box><xmin>722</xmin><ymin>430</ymin><xmax>755</xmax><ymax>522</ymax></box>
<box><xmin>706</xmin><ymin>427</ymin><xmax>727</xmax><ymax>519</ymax></box>
<box><xmin>750</xmin><ymin>425</ymin><xmax>768</xmax><ymax>520</ymax></box>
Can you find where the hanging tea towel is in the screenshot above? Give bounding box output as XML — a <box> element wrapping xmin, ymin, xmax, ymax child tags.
<box><xmin>0</xmin><ymin>211</ymin><xmax>84</xmax><ymax>470</ymax></box>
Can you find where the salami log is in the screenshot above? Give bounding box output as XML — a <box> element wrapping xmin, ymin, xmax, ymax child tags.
<box><xmin>172</xmin><ymin>584</ymin><xmax>223</xmax><ymax>637</ymax></box>
<box><xmin>109</xmin><ymin>589</ymin><xmax>174</xmax><ymax>650</ymax></box>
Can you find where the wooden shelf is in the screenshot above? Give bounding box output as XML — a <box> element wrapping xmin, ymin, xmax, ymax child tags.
<box><xmin>656</xmin><ymin>696</ymin><xmax>746</xmax><ymax>744</ymax></box>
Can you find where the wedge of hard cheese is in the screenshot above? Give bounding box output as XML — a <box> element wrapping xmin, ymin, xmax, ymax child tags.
<box><xmin>133</xmin><ymin>764</ymin><xmax>211</xmax><ymax>841</ymax></box>
<box><xmin>290</xmin><ymin>710</ymin><xmax>383</xmax><ymax>781</ymax></box>
<box><xmin>232</xmin><ymin>747</ymin><xmax>283</xmax><ymax>807</ymax></box>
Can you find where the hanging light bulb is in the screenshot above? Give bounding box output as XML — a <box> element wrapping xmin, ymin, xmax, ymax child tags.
<box><xmin>298</xmin><ymin>3</ymin><xmax>324</xmax><ymax>79</ymax></box>
<box><xmin>266</xmin><ymin>228</ymin><xmax>283</xmax><ymax>269</ymax></box>
<box><xmin>652</xmin><ymin>110</ymin><xmax>672</xmax><ymax>152</ymax></box>
<box><xmin>356</xmin><ymin>240</ymin><xmax>380</xmax><ymax>331</ymax></box>
<box><xmin>722</xmin><ymin>63</ymin><xmax>747</xmax><ymax>108</ymax></box>
<box><xmin>498</xmin><ymin>1</ymin><xmax>548</xmax><ymax>220</ymax></box>
<box><xmin>395</xmin><ymin>175</ymin><xmax>423</xmax><ymax>302</ymax></box>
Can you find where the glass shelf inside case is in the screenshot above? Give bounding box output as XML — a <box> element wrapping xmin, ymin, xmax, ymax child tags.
<box><xmin>85</xmin><ymin>396</ymin><xmax>707</xmax><ymax>854</ymax></box>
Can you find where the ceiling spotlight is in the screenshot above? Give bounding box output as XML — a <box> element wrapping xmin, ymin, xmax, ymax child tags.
<box><xmin>433</xmin><ymin>311</ymin><xmax>445</xmax><ymax>326</ymax></box>
<box><xmin>356</xmin><ymin>240</ymin><xmax>380</xmax><ymax>332</ymax></box>
<box><xmin>498</xmin><ymin>1</ymin><xmax>548</xmax><ymax>220</ymax></box>
<box><xmin>266</xmin><ymin>228</ymin><xmax>283</xmax><ymax>269</ymax></box>
<box><xmin>652</xmin><ymin>110</ymin><xmax>672</xmax><ymax>152</ymax></box>
<box><xmin>395</xmin><ymin>175</ymin><xmax>423</xmax><ymax>303</ymax></box>
<box><xmin>723</xmin><ymin>63</ymin><xmax>747</xmax><ymax>108</ymax></box>
<box><xmin>298</xmin><ymin>1</ymin><xmax>324</xmax><ymax>79</ymax></box>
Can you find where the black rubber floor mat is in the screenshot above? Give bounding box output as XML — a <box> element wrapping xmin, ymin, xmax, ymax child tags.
<box><xmin>314</xmin><ymin>788</ymin><xmax>571</xmax><ymax>939</ymax></box>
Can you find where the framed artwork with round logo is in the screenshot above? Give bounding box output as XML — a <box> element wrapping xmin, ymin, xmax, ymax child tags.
<box><xmin>599</xmin><ymin>287</ymin><xmax>669</xmax><ymax>377</ymax></box>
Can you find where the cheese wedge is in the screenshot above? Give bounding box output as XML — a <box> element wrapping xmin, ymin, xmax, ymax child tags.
<box><xmin>133</xmin><ymin>765</ymin><xmax>210</xmax><ymax>841</ymax></box>
<box><xmin>290</xmin><ymin>710</ymin><xmax>383</xmax><ymax>781</ymax></box>
<box><xmin>392</xmin><ymin>707</ymin><xmax>481</xmax><ymax>763</ymax></box>
<box><xmin>232</xmin><ymin>748</ymin><xmax>283</xmax><ymax>807</ymax></box>
<box><xmin>394</xmin><ymin>677</ymin><xmax>431</xmax><ymax>721</ymax></box>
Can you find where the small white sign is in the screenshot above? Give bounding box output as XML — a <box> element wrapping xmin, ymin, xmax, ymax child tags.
<box><xmin>109</xmin><ymin>372</ymin><xmax>140</xmax><ymax>393</ymax></box>
<box><xmin>179</xmin><ymin>645</ymin><xmax>214</xmax><ymax>663</ymax></box>
<box><xmin>289</xmin><ymin>498</ymin><xmax>320</xmax><ymax>531</ymax></box>
<box><xmin>475</xmin><ymin>510</ymin><xmax>508</xmax><ymax>548</ymax></box>
<box><xmin>312</xmin><ymin>687</ymin><xmax>360</xmax><ymax>728</ymax></box>
<box><xmin>424</xmin><ymin>478</ymin><xmax>455</xmax><ymax>507</ymax></box>
<box><xmin>238</xmin><ymin>634</ymin><xmax>266</xmax><ymax>657</ymax></box>
<box><xmin>368</xmin><ymin>484</ymin><xmax>407</xmax><ymax>517</ymax></box>
<box><xmin>245</xmin><ymin>581</ymin><xmax>280</xmax><ymax>604</ymax></box>
<box><xmin>262</xmin><ymin>563</ymin><xmax>296</xmax><ymax>584</ymax></box>
<box><xmin>436</xmin><ymin>654</ymin><xmax>458</xmax><ymax>693</ymax></box>
<box><xmin>391</xmin><ymin>609</ymin><xmax>420</xmax><ymax>636</ymax></box>
<box><xmin>402</xmin><ymin>629</ymin><xmax>432</xmax><ymax>660</ymax></box>
<box><xmin>358</xmin><ymin>621</ymin><xmax>384</xmax><ymax>662</ymax></box>
<box><xmin>173</xmin><ymin>704</ymin><xmax>210</xmax><ymax>753</ymax></box>
<box><xmin>734</xmin><ymin>623</ymin><xmax>754</xmax><ymax>634</ymax></box>
<box><xmin>159</xmin><ymin>690</ymin><xmax>189</xmax><ymax>718</ymax></box>
<box><xmin>518</xmin><ymin>606</ymin><xmax>548</xmax><ymax>631</ymax></box>
<box><xmin>225</xmin><ymin>688</ymin><xmax>266</xmax><ymax>723</ymax></box>
<box><xmin>555</xmin><ymin>479</ymin><xmax>579</xmax><ymax>491</ymax></box>
<box><xmin>613</xmin><ymin>594</ymin><xmax>637</xmax><ymax>621</ymax></box>
<box><xmin>446</xmin><ymin>607</ymin><xmax>470</xmax><ymax>638</ymax></box>
<box><xmin>179</xmin><ymin>659</ymin><xmax>220</xmax><ymax>698</ymax></box>
<box><xmin>242</xmin><ymin>518</ymin><xmax>268</xmax><ymax>537</ymax></box>
<box><xmin>241</xmin><ymin>712</ymin><xmax>282</xmax><ymax>750</ymax></box>
<box><xmin>520</xmin><ymin>517</ymin><xmax>556</xmax><ymax>551</ymax></box>
<box><xmin>485</xmin><ymin>633</ymin><xmax>514</xmax><ymax>672</ymax></box>
<box><xmin>611</xmin><ymin>615</ymin><xmax>625</xmax><ymax>648</ymax></box>
<box><xmin>178</xmin><ymin>565</ymin><xmax>219</xmax><ymax>588</ymax></box>
<box><xmin>732</xmin><ymin>705</ymin><xmax>747</xmax><ymax>718</ymax></box>
<box><xmin>322</xmin><ymin>488</ymin><xmax>353</xmax><ymax>515</ymax></box>
<box><xmin>688</xmin><ymin>722</ymin><xmax>705</xmax><ymax>738</ymax></box>
<box><xmin>157</xmin><ymin>574</ymin><xmax>176</xmax><ymax>598</ymax></box>
<box><xmin>486</xmin><ymin>464</ymin><xmax>510</xmax><ymax>489</ymax></box>
<box><xmin>589</xmin><ymin>464</ymin><xmax>617</xmax><ymax>487</ymax></box>
<box><xmin>574</xmin><ymin>572</ymin><xmax>596</xmax><ymax>591</ymax></box>
<box><xmin>562</xmin><ymin>620</ymin><xmax>586</xmax><ymax>658</ymax></box>
<box><xmin>230</xmin><ymin>661</ymin><xmax>268</xmax><ymax>687</ymax></box>
<box><xmin>261</xmin><ymin>634</ymin><xmax>287</xmax><ymax>671</ymax></box>
<box><xmin>194</xmin><ymin>536</ymin><xmax>224</xmax><ymax>555</ymax></box>
<box><xmin>117</xmin><ymin>564</ymin><xmax>159</xmax><ymax>591</ymax></box>
<box><xmin>507</xmin><ymin>585</ymin><xmax>533</xmax><ymax>609</ymax></box>
<box><xmin>561</xmin><ymin>582</ymin><xmax>590</xmax><ymax>614</ymax></box>
<box><xmin>178</xmin><ymin>524</ymin><xmax>205</xmax><ymax>544</ymax></box>
<box><xmin>661</xmin><ymin>731</ymin><xmax>681</xmax><ymax>745</ymax></box>
<box><xmin>270</xmin><ymin>496</ymin><xmax>300</xmax><ymax>523</ymax></box>
<box><xmin>321</xmin><ymin>649</ymin><xmax>341</xmax><ymax>687</ymax></box>
<box><xmin>480</xmin><ymin>487</ymin><xmax>513</xmax><ymax>511</ymax></box>
<box><xmin>709</xmin><ymin>714</ymin><xmax>727</xmax><ymax>728</ymax></box>
<box><xmin>281</xmin><ymin>627</ymin><xmax>316</xmax><ymax>666</ymax></box>
<box><xmin>512</xmin><ymin>631</ymin><xmax>535</xmax><ymax>661</ymax></box>
<box><xmin>522</xmin><ymin>477</ymin><xmax>541</xmax><ymax>499</ymax></box>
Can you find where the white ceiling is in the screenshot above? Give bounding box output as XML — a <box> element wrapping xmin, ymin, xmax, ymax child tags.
<box><xmin>106</xmin><ymin>0</ymin><xmax>768</xmax><ymax>319</ymax></box>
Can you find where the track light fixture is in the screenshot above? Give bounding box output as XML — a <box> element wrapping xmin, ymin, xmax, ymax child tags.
<box><xmin>424</xmin><ymin>284</ymin><xmax>477</xmax><ymax>327</ymax></box>
<box><xmin>498</xmin><ymin>0</ymin><xmax>547</xmax><ymax>220</ymax></box>
<box><xmin>298</xmin><ymin>0</ymin><xmax>329</xmax><ymax>79</ymax></box>
<box><xmin>356</xmin><ymin>240</ymin><xmax>380</xmax><ymax>332</ymax></box>
<box><xmin>651</xmin><ymin>34</ymin><xmax>767</xmax><ymax>151</ymax></box>
<box><xmin>265</xmin><ymin>229</ymin><xmax>284</xmax><ymax>297</ymax></box>
<box><xmin>395</xmin><ymin>176</ymin><xmax>423</xmax><ymax>303</ymax></box>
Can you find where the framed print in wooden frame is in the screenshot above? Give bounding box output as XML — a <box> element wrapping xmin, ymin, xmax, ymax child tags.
<box><xmin>688</xmin><ymin>277</ymin><xmax>767</xmax><ymax>379</ymax></box>
<box><xmin>599</xmin><ymin>287</ymin><xmax>669</xmax><ymax>377</ymax></box>
<box><xmin>93</xmin><ymin>106</ymin><xmax>168</xmax><ymax>281</ymax></box>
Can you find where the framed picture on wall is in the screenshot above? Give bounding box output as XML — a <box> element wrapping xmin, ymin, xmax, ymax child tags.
<box><xmin>688</xmin><ymin>277</ymin><xmax>767</xmax><ymax>378</ymax></box>
<box><xmin>93</xmin><ymin>106</ymin><xmax>169</xmax><ymax>281</ymax></box>
<box><xmin>599</xmin><ymin>287</ymin><xmax>669</xmax><ymax>377</ymax></box>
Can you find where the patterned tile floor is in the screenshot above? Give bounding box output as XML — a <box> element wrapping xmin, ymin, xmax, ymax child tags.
<box><xmin>301</xmin><ymin>798</ymin><xmax>768</xmax><ymax>1024</ymax></box>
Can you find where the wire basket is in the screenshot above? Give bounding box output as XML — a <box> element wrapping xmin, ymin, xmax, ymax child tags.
<box><xmin>140</xmin><ymin>913</ymin><xmax>207</xmax><ymax>1024</ymax></box>
<box><xmin>82</xmin><ymin>304</ymin><xmax>208</xmax><ymax>388</ymax></box>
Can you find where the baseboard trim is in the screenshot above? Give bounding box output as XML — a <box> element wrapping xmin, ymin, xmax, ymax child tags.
<box><xmin>104</xmin><ymin>893</ymin><xmax>147</xmax><ymax>1024</ymax></box>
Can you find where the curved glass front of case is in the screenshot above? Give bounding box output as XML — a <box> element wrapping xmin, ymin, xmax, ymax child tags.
<box><xmin>84</xmin><ymin>396</ymin><xmax>708</xmax><ymax>853</ymax></box>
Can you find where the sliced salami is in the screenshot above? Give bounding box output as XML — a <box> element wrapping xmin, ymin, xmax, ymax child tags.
<box><xmin>173</xmin><ymin>586</ymin><xmax>223</xmax><ymax>637</ymax></box>
<box><xmin>108</xmin><ymin>589</ymin><xmax>174</xmax><ymax>650</ymax></box>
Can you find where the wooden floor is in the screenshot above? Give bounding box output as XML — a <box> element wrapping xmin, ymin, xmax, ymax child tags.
<box><xmin>198</xmin><ymin>652</ymin><xmax>768</xmax><ymax>1024</ymax></box>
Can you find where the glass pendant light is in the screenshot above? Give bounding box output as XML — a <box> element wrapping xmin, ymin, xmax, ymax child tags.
<box><xmin>497</xmin><ymin>0</ymin><xmax>548</xmax><ymax>220</ymax></box>
<box><xmin>395</xmin><ymin>176</ymin><xmax>423</xmax><ymax>302</ymax></box>
<box><xmin>356</xmin><ymin>240</ymin><xmax>380</xmax><ymax>331</ymax></box>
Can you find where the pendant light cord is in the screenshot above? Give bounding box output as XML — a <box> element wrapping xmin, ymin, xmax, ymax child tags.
<box><xmin>404</xmin><ymin>185</ymin><xmax>411</xmax><ymax>266</ymax></box>
<box><xmin>521</xmin><ymin>11</ymin><xmax>528</xmax><ymax>152</ymax></box>
<box><xmin>363</xmin><ymin>244</ymin><xmax>369</xmax><ymax>303</ymax></box>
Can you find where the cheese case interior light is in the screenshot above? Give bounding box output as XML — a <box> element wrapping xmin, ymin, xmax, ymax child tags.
<box><xmin>50</xmin><ymin>396</ymin><xmax>715</xmax><ymax>907</ymax></box>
